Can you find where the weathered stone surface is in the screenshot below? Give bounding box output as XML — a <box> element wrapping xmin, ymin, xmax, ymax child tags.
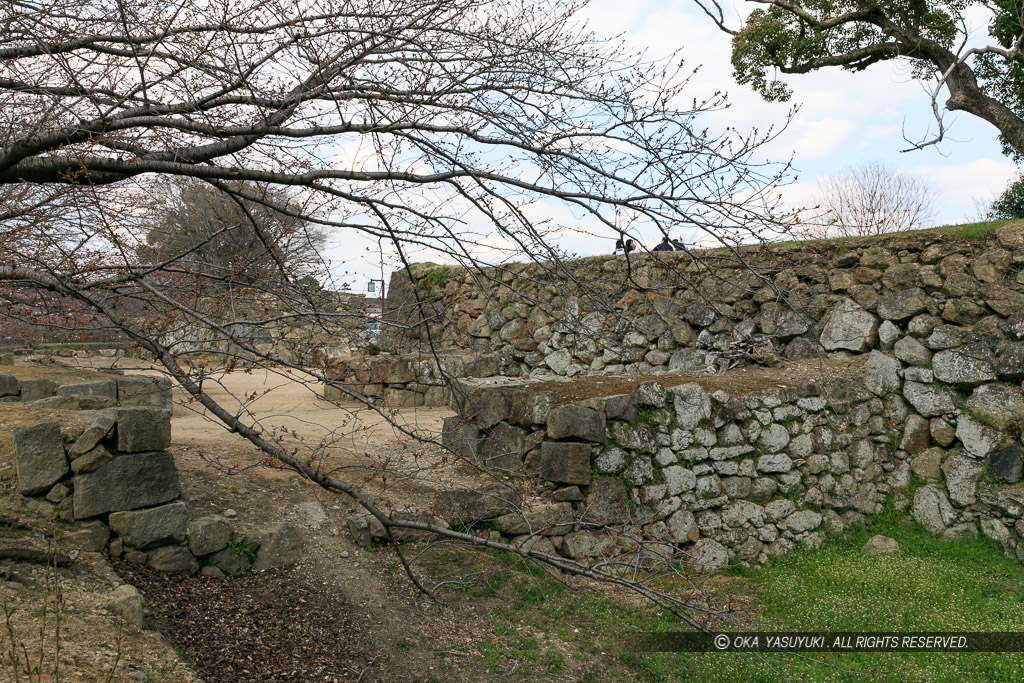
<box><xmin>757</xmin><ymin>452</ymin><xmax>792</xmax><ymax>473</ymax></box>
<box><xmin>539</xmin><ymin>442</ymin><xmax>591</xmax><ymax>485</ymax></box>
<box><xmin>117</xmin><ymin>375</ymin><xmax>173</xmax><ymax>409</ymax></box>
<box><xmin>115</xmin><ymin>407</ymin><xmax>171</xmax><ymax>453</ymax></box>
<box><xmin>633</xmin><ymin>381</ymin><xmax>666</xmax><ymax>407</ymax></box>
<box><xmin>441</xmin><ymin>417</ymin><xmax>481</xmax><ymax>459</ymax></box>
<box><xmin>894</xmin><ymin>336</ymin><xmax>933</xmax><ymax>367</ymax></box>
<box><xmin>981</xmin><ymin>517</ymin><xmax>1011</xmax><ymax>546</ymax></box>
<box><xmin>878</xmin><ymin>288</ymin><xmax>928</xmax><ymax>321</ymax></box>
<box><xmin>903</xmin><ymin>381</ymin><xmax>955</xmax><ymax>417</ymax></box>
<box><xmin>109</xmin><ymin>501</ymin><xmax>188</xmax><ymax>549</ymax></box>
<box><xmin>942</xmin><ymin>523</ymin><xmax>979</xmax><ymax>543</ymax></box>
<box><xmin>878</xmin><ymin>321</ymin><xmax>900</xmax><ymax>350</ymax></box>
<box><xmin>785</xmin><ymin>510</ymin><xmax>822</xmax><ymax>533</ymax></box>
<box><xmin>942</xmin><ymin>452</ymin><xmax>983</xmax><ymax>506</ymax></box>
<box><xmin>562</xmin><ymin>531</ymin><xmax>615</xmax><ymax>559</ymax></box>
<box><xmin>108</xmin><ymin>585</ymin><xmax>144</xmax><ymax>628</ymax></box>
<box><xmin>862</xmin><ymin>351</ymin><xmax>901</xmax><ymax>396</ymax></box>
<box><xmin>900</xmin><ymin>414</ymin><xmax>931</xmax><ymax>455</ymax></box>
<box><xmin>68</xmin><ymin>414</ymin><xmax>115</xmax><ymax>457</ymax></box>
<box><xmin>666</xmin><ymin>510</ymin><xmax>699</xmax><ymax>543</ymax></box>
<box><xmin>623</xmin><ymin>456</ymin><xmax>654</xmax><ymax>485</ymax></box>
<box><xmin>583</xmin><ymin>477</ymin><xmax>629</xmax><ymax>524</ymax></box>
<box><xmin>188</xmin><ymin>515</ymin><xmax>233</xmax><ymax>556</ymax></box>
<box><xmin>911</xmin><ymin>447</ymin><xmax>945</xmax><ymax>480</ymax></box>
<box><xmin>965</xmin><ymin>384</ymin><xmax>1024</xmax><ymax>431</ymax></box>
<box><xmin>14</xmin><ymin>422</ymin><xmax>69</xmax><ymax>496</ymax></box>
<box><xmin>433</xmin><ymin>483</ymin><xmax>523</xmax><ymax>524</ymax></box>
<box><xmin>479</xmin><ymin>422</ymin><xmax>526</xmax><ymax>473</ymax></box>
<box><xmin>932</xmin><ymin>344</ymin><xmax>997</xmax><ymax>387</ymax></box>
<box><xmin>70</xmin><ymin>445</ymin><xmax>113</xmax><ymax>474</ymax></box>
<box><xmin>19</xmin><ymin>378</ymin><xmax>56</xmax><ymax>402</ymax></box>
<box><xmin>670</xmin><ymin>383</ymin><xmax>711</xmax><ymax>430</ymax></box>
<box><xmin>861</xmin><ymin>535</ymin><xmax>900</xmax><ymax>555</ymax></box>
<box><xmin>956</xmin><ymin>415</ymin><xmax>1002</xmax><ymax>458</ymax></box>
<box><xmin>668</xmin><ymin>348</ymin><xmax>708</xmax><ymax>373</ymax></box>
<box><xmin>756</xmin><ymin>424</ymin><xmax>790</xmax><ymax>453</ymax></box>
<box><xmin>547</xmin><ymin>405</ymin><xmax>606</xmax><ymax>442</ymax></box>
<box><xmin>926</xmin><ymin>325</ymin><xmax>966</xmax><ymax>350</ymax></box>
<box><xmin>544</xmin><ymin>348</ymin><xmax>572</xmax><ymax>374</ymax></box>
<box><xmin>493</xmin><ymin>503</ymin><xmax>573</xmax><ymax>536</ymax></box>
<box><xmin>929</xmin><ymin>418</ymin><xmax>956</xmax><ymax>447</ymax></box>
<box><xmin>820</xmin><ymin>298</ymin><xmax>879</xmax><ymax>352</ymax></box>
<box><xmin>662</xmin><ymin>466</ymin><xmax>696</xmax><ymax>496</ymax></box>
<box><xmin>147</xmin><ymin>545</ymin><xmax>199</xmax><ymax>575</ymax></box>
<box><xmin>987</xmin><ymin>444</ymin><xmax>1024</xmax><ymax>484</ymax></box>
<box><xmin>253</xmin><ymin>524</ymin><xmax>304</xmax><ymax>571</ymax></box>
<box><xmin>912</xmin><ymin>485</ymin><xmax>957</xmax><ymax>534</ymax></box>
<box><xmin>0</xmin><ymin>373</ymin><xmax>17</xmax><ymax>397</ymax></box>
<box><xmin>722</xmin><ymin>500</ymin><xmax>764</xmax><ymax>528</ymax></box>
<box><xmin>57</xmin><ymin>380</ymin><xmax>116</xmax><ymax>399</ymax></box>
<box><xmin>611</xmin><ymin>422</ymin><xmax>656</xmax><ymax>453</ymax></box>
<box><xmin>73</xmin><ymin>451</ymin><xmax>181</xmax><ymax>519</ymax></box>
<box><xmin>994</xmin><ymin>341</ymin><xmax>1024</xmax><ymax>382</ymax></box>
<box><xmin>687</xmin><ymin>538</ymin><xmax>729</xmax><ymax>571</ymax></box>
<box><xmin>594</xmin><ymin>447</ymin><xmax>626</xmax><ymax>473</ymax></box>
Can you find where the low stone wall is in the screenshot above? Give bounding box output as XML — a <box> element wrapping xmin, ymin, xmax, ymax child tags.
<box><xmin>7</xmin><ymin>372</ymin><xmax>303</xmax><ymax>577</ymax></box>
<box><xmin>427</xmin><ymin>365</ymin><xmax>1024</xmax><ymax>568</ymax></box>
<box><xmin>324</xmin><ymin>351</ymin><xmax>504</xmax><ymax>407</ymax></box>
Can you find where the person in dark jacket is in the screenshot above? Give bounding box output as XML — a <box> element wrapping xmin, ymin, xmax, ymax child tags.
<box><xmin>653</xmin><ymin>236</ymin><xmax>674</xmax><ymax>252</ymax></box>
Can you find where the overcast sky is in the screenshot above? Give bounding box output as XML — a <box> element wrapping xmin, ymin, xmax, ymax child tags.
<box><xmin>324</xmin><ymin>1</ymin><xmax>1019</xmax><ymax>292</ymax></box>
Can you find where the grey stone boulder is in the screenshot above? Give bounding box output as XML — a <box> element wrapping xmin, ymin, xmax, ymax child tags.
<box><xmin>894</xmin><ymin>336</ymin><xmax>933</xmax><ymax>367</ymax></box>
<box><xmin>981</xmin><ymin>517</ymin><xmax>1011</xmax><ymax>546</ymax></box>
<box><xmin>188</xmin><ymin>515</ymin><xmax>233</xmax><ymax>556</ymax></box>
<box><xmin>862</xmin><ymin>351</ymin><xmax>901</xmax><ymax>396</ymax></box>
<box><xmin>668</xmin><ymin>348</ymin><xmax>709</xmax><ymax>373</ymax></box>
<box><xmin>57</xmin><ymin>380</ymin><xmax>116</xmax><ymax>399</ymax></box>
<box><xmin>986</xmin><ymin>444</ymin><xmax>1023</xmax><ymax>484</ymax></box>
<box><xmin>109</xmin><ymin>501</ymin><xmax>188</xmax><ymax>549</ymax></box>
<box><xmin>820</xmin><ymin>298</ymin><xmax>879</xmax><ymax>352</ymax></box>
<box><xmin>756</xmin><ymin>424</ymin><xmax>790</xmax><ymax>453</ymax></box>
<box><xmin>633</xmin><ymin>381</ymin><xmax>667</xmax><ymax>407</ymax></box>
<box><xmin>670</xmin><ymin>383</ymin><xmax>711</xmax><ymax>430</ymax></box>
<box><xmin>107</xmin><ymin>585</ymin><xmax>144</xmax><ymax>628</ymax></box>
<box><xmin>942</xmin><ymin>523</ymin><xmax>979</xmax><ymax>543</ymax></box>
<box><xmin>493</xmin><ymin>503</ymin><xmax>573</xmax><ymax>536</ymax></box>
<box><xmin>785</xmin><ymin>510</ymin><xmax>822</xmax><ymax>533</ymax></box>
<box><xmin>878</xmin><ymin>288</ymin><xmax>928</xmax><ymax>321</ymax></box>
<box><xmin>479</xmin><ymin>422</ymin><xmax>526</xmax><ymax>473</ymax></box>
<box><xmin>942</xmin><ymin>452</ymin><xmax>983</xmax><ymax>506</ymax></box>
<box><xmin>912</xmin><ymin>485</ymin><xmax>957</xmax><ymax>534</ymax></box>
<box><xmin>861</xmin><ymin>535</ymin><xmax>900</xmax><ymax>555</ymax></box>
<box><xmin>878</xmin><ymin>321</ymin><xmax>900</xmax><ymax>350</ymax></box>
<box><xmin>722</xmin><ymin>500</ymin><xmax>764</xmax><ymax>528</ymax></box>
<box><xmin>623</xmin><ymin>456</ymin><xmax>654</xmax><ymax>485</ymax></box>
<box><xmin>932</xmin><ymin>344</ymin><xmax>997</xmax><ymax>387</ymax></box>
<box><xmin>68</xmin><ymin>414</ymin><xmax>116</xmax><ymax>458</ymax></box>
<box><xmin>687</xmin><ymin>538</ymin><xmax>729</xmax><ymax>571</ymax></box>
<box><xmin>441</xmin><ymin>417</ymin><xmax>481</xmax><ymax>459</ymax></box>
<box><xmin>539</xmin><ymin>442</ymin><xmax>591</xmax><ymax>485</ymax></box>
<box><xmin>757</xmin><ymin>452</ymin><xmax>792</xmax><ymax>473</ymax></box>
<box><xmin>965</xmin><ymin>384</ymin><xmax>1024</xmax><ymax>431</ymax></box>
<box><xmin>253</xmin><ymin>524</ymin><xmax>304</xmax><ymax>571</ymax></box>
<box><xmin>544</xmin><ymin>348</ymin><xmax>572</xmax><ymax>375</ymax></box>
<box><xmin>70</xmin><ymin>445</ymin><xmax>113</xmax><ymax>474</ymax></box>
<box><xmin>73</xmin><ymin>451</ymin><xmax>180</xmax><ymax>518</ymax></box>
<box><xmin>562</xmin><ymin>531</ymin><xmax>615</xmax><ymax>559</ymax></box>
<box><xmin>547</xmin><ymin>404</ymin><xmax>606</xmax><ymax>442</ymax></box>
<box><xmin>147</xmin><ymin>545</ymin><xmax>199</xmax><ymax>575</ymax></box>
<box><xmin>926</xmin><ymin>325</ymin><xmax>967</xmax><ymax>350</ymax></box>
<box><xmin>14</xmin><ymin>422</ymin><xmax>69</xmax><ymax>496</ymax></box>
<box><xmin>662</xmin><ymin>466</ymin><xmax>696</xmax><ymax>496</ymax></box>
<box><xmin>900</xmin><ymin>414</ymin><xmax>930</xmax><ymax>455</ymax></box>
<box><xmin>19</xmin><ymin>379</ymin><xmax>56</xmax><ymax>402</ymax></box>
<box><xmin>0</xmin><ymin>373</ymin><xmax>18</xmax><ymax>397</ymax></box>
<box><xmin>994</xmin><ymin>341</ymin><xmax>1024</xmax><ymax>382</ymax></box>
<box><xmin>903</xmin><ymin>382</ymin><xmax>955</xmax><ymax>417</ymax></box>
<box><xmin>115</xmin><ymin>408</ymin><xmax>171</xmax><ymax>453</ymax></box>
<box><xmin>666</xmin><ymin>510</ymin><xmax>699</xmax><ymax>543</ymax></box>
<box><xmin>611</xmin><ymin>422</ymin><xmax>656</xmax><ymax>452</ymax></box>
<box><xmin>117</xmin><ymin>375</ymin><xmax>173</xmax><ymax>409</ymax></box>
<box><xmin>594</xmin><ymin>447</ymin><xmax>626</xmax><ymax>473</ymax></box>
<box><xmin>582</xmin><ymin>477</ymin><xmax>629</xmax><ymax>525</ymax></box>
<box><xmin>432</xmin><ymin>483</ymin><xmax>523</xmax><ymax>525</ymax></box>
<box><xmin>956</xmin><ymin>415</ymin><xmax>1002</xmax><ymax>458</ymax></box>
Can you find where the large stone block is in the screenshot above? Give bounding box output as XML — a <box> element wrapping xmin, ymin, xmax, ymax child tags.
<box><xmin>0</xmin><ymin>373</ymin><xmax>19</xmax><ymax>397</ymax></box>
<box><xmin>441</xmin><ymin>416</ymin><xmax>481</xmax><ymax>459</ymax></box>
<box><xmin>878</xmin><ymin>288</ymin><xmax>929</xmax><ymax>321</ymax></box>
<box><xmin>547</xmin><ymin>404</ymin><xmax>606</xmax><ymax>442</ymax></box>
<box><xmin>987</xmin><ymin>444</ymin><xmax>1023</xmax><ymax>484</ymax></box>
<box><xmin>73</xmin><ymin>451</ymin><xmax>181</xmax><ymax>518</ymax></box>
<box><xmin>117</xmin><ymin>375</ymin><xmax>173</xmax><ymax>409</ymax></box>
<box><xmin>115</xmin><ymin>407</ymin><xmax>171</xmax><ymax>453</ymax></box>
<box><xmin>253</xmin><ymin>524</ymin><xmax>303</xmax><ymax>571</ymax></box>
<box><xmin>147</xmin><ymin>545</ymin><xmax>198</xmax><ymax>575</ymax></box>
<box><xmin>965</xmin><ymin>384</ymin><xmax>1024</xmax><ymax>431</ymax></box>
<box><xmin>68</xmin><ymin>414</ymin><xmax>116</xmax><ymax>457</ymax></box>
<box><xmin>912</xmin><ymin>485</ymin><xmax>957</xmax><ymax>535</ymax></box>
<box><xmin>14</xmin><ymin>422</ymin><xmax>69</xmax><ymax>496</ymax></box>
<box><xmin>479</xmin><ymin>422</ymin><xmax>526</xmax><ymax>473</ymax></box>
<box><xmin>582</xmin><ymin>477</ymin><xmax>629</xmax><ymax>524</ymax></box>
<box><xmin>903</xmin><ymin>381</ymin><xmax>955</xmax><ymax>417</ymax></box>
<box><xmin>188</xmin><ymin>515</ymin><xmax>233</xmax><ymax>556</ymax></box>
<box><xmin>433</xmin><ymin>483</ymin><xmax>523</xmax><ymax>525</ymax></box>
<box><xmin>670</xmin><ymin>383</ymin><xmax>711</xmax><ymax>430</ymax></box>
<box><xmin>109</xmin><ymin>501</ymin><xmax>188</xmax><ymax>549</ymax></box>
<box><xmin>539</xmin><ymin>442</ymin><xmax>591</xmax><ymax>485</ymax></box>
<box><xmin>932</xmin><ymin>344</ymin><xmax>997</xmax><ymax>388</ymax></box>
<box><xmin>18</xmin><ymin>378</ymin><xmax>56</xmax><ymax>402</ymax></box>
<box><xmin>862</xmin><ymin>351</ymin><xmax>901</xmax><ymax>396</ymax></box>
<box><xmin>56</xmin><ymin>380</ymin><xmax>116</xmax><ymax>399</ymax></box>
<box><xmin>820</xmin><ymin>298</ymin><xmax>879</xmax><ymax>352</ymax></box>
<box><xmin>493</xmin><ymin>503</ymin><xmax>573</xmax><ymax>536</ymax></box>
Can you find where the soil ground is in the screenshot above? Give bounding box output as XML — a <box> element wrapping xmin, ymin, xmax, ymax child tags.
<box><xmin>1</xmin><ymin>354</ymin><xmax>857</xmax><ymax>681</ymax></box>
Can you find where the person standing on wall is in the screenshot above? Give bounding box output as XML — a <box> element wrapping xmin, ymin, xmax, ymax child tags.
<box><xmin>653</xmin><ymin>236</ymin><xmax>674</xmax><ymax>252</ymax></box>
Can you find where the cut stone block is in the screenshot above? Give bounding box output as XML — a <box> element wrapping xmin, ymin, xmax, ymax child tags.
<box><xmin>73</xmin><ymin>451</ymin><xmax>180</xmax><ymax>518</ymax></box>
<box><xmin>109</xmin><ymin>501</ymin><xmax>188</xmax><ymax>549</ymax></box>
<box><xmin>539</xmin><ymin>442</ymin><xmax>591</xmax><ymax>485</ymax></box>
<box><xmin>115</xmin><ymin>407</ymin><xmax>171</xmax><ymax>453</ymax></box>
<box><xmin>14</xmin><ymin>422</ymin><xmax>69</xmax><ymax>495</ymax></box>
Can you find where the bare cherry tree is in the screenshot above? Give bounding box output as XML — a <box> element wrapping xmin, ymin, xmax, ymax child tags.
<box><xmin>811</xmin><ymin>160</ymin><xmax>935</xmax><ymax>238</ymax></box>
<box><xmin>1</xmin><ymin>0</ymin><xmax>810</xmax><ymax>646</ymax></box>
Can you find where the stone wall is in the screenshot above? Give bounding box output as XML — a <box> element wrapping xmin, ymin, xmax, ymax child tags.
<box><xmin>378</xmin><ymin>223</ymin><xmax>1024</xmax><ymax>377</ymax></box>
<box><xmin>7</xmin><ymin>372</ymin><xmax>303</xmax><ymax>577</ymax></box>
<box><xmin>427</xmin><ymin>367</ymin><xmax>1024</xmax><ymax>569</ymax></box>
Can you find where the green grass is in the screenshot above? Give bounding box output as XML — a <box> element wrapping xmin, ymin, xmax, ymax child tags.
<box><xmin>934</xmin><ymin>218</ymin><xmax>1015</xmax><ymax>240</ymax></box>
<box><xmin>453</xmin><ymin>509</ymin><xmax>1024</xmax><ymax>681</ymax></box>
